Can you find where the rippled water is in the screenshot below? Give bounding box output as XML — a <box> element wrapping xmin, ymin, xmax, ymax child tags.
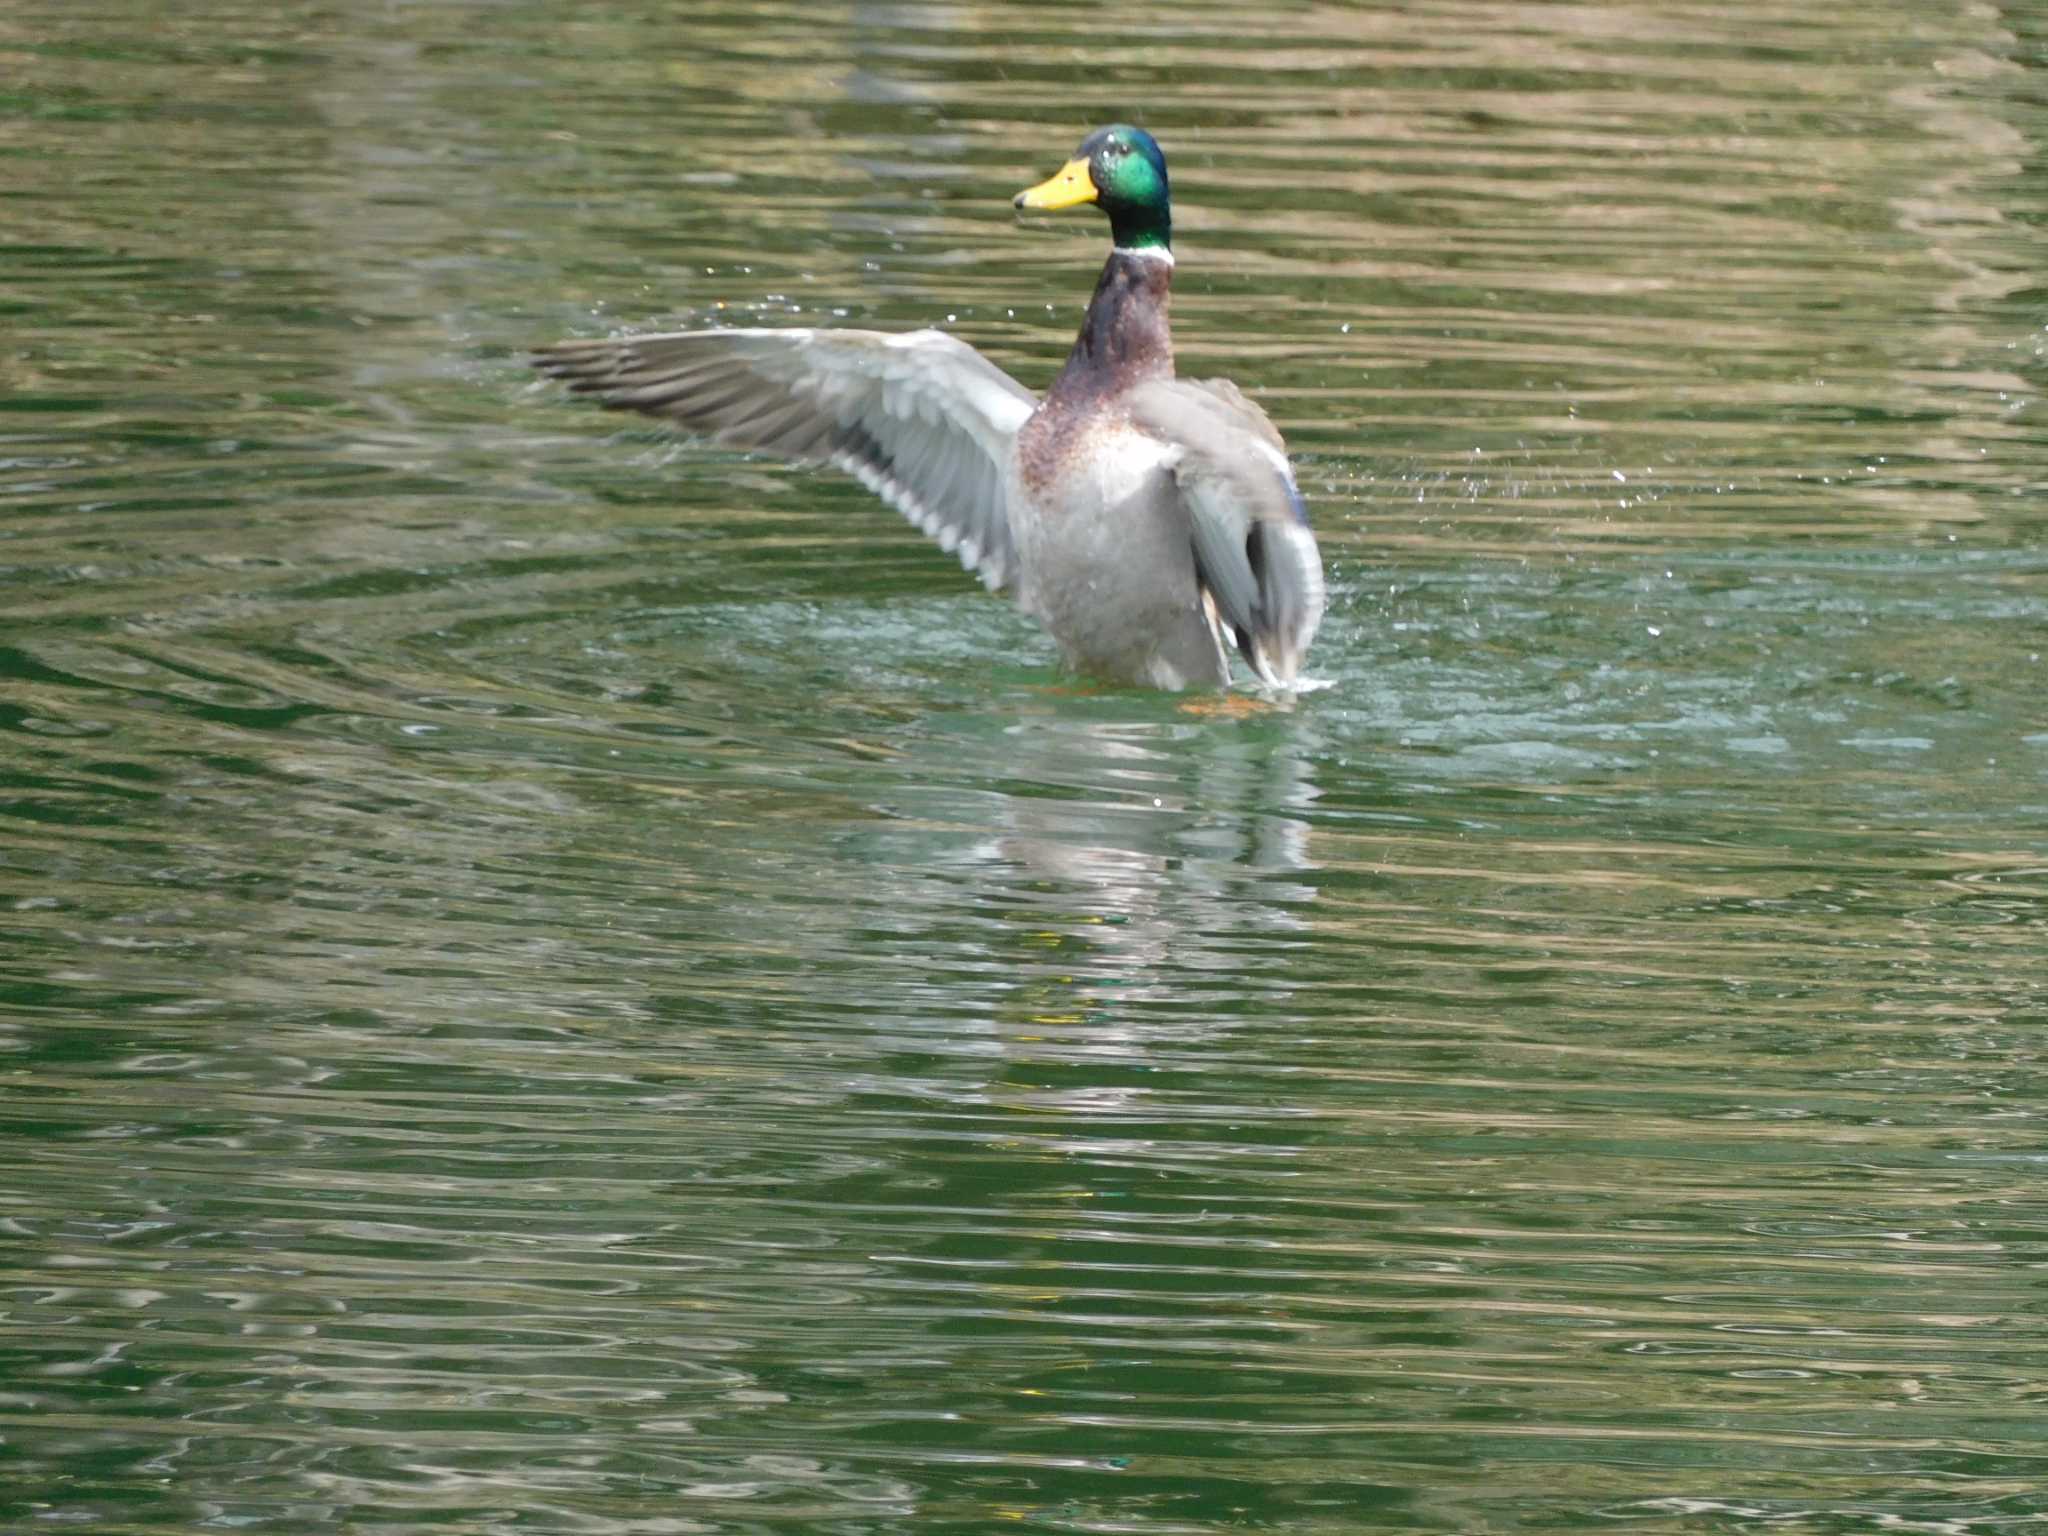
<box><xmin>4</xmin><ymin>1</ymin><xmax>2046</xmax><ymax>1531</ymax></box>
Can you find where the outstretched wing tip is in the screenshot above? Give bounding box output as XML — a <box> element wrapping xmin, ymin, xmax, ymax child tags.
<box><xmin>533</xmin><ymin>326</ymin><xmax>1035</xmax><ymax>592</ymax></box>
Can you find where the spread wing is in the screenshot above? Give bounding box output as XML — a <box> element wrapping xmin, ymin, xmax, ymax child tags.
<box><xmin>1128</xmin><ymin>378</ymin><xmax>1325</xmax><ymax>686</ymax></box>
<box><xmin>533</xmin><ymin>328</ymin><xmax>1038</xmax><ymax>591</ymax></box>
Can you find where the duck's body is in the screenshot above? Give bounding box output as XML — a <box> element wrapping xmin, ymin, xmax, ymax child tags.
<box><xmin>1010</xmin><ymin>246</ymin><xmax>1215</xmax><ymax>688</ymax></box>
<box><xmin>535</xmin><ymin>126</ymin><xmax>1322</xmax><ymax>690</ymax></box>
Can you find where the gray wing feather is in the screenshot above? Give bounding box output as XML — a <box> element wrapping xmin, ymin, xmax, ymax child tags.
<box><xmin>1128</xmin><ymin>378</ymin><xmax>1325</xmax><ymax>686</ymax></box>
<box><xmin>534</xmin><ymin>328</ymin><xmax>1037</xmax><ymax>591</ymax></box>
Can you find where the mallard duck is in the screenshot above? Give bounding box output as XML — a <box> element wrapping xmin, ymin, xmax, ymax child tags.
<box><xmin>534</xmin><ymin>124</ymin><xmax>1323</xmax><ymax>690</ymax></box>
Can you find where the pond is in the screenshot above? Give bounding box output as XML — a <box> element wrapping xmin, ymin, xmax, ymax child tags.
<box><xmin>2</xmin><ymin>1</ymin><xmax>2045</xmax><ymax>1531</ymax></box>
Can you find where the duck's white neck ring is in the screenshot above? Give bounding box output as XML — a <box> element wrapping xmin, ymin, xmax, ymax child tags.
<box><xmin>1113</xmin><ymin>244</ymin><xmax>1175</xmax><ymax>266</ymax></box>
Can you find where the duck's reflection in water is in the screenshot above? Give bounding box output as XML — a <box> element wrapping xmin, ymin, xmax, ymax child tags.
<box><xmin>876</xmin><ymin>706</ymin><xmax>1327</xmax><ymax>1068</ymax></box>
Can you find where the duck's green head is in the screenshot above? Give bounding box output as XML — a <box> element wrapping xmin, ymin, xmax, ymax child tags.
<box><xmin>1014</xmin><ymin>124</ymin><xmax>1171</xmax><ymax>253</ymax></box>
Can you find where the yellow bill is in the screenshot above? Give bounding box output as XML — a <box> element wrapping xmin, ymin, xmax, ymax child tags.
<box><xmin>1013</xmin><ymin>157</ymin><xmax>1099</xmax><ymax>211</ymax></box>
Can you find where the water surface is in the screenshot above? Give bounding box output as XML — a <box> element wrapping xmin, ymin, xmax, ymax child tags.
<box><xmin>3</xmin><ymin>2</ymin><xmax>2046</xmax><ymax>1532</ymax></box>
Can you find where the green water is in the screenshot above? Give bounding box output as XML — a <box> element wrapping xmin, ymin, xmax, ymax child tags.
<box><xmin>3</xmin><ymin>2</ymin><xmax>2046</xmax><ymax>1531</ymax></box>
